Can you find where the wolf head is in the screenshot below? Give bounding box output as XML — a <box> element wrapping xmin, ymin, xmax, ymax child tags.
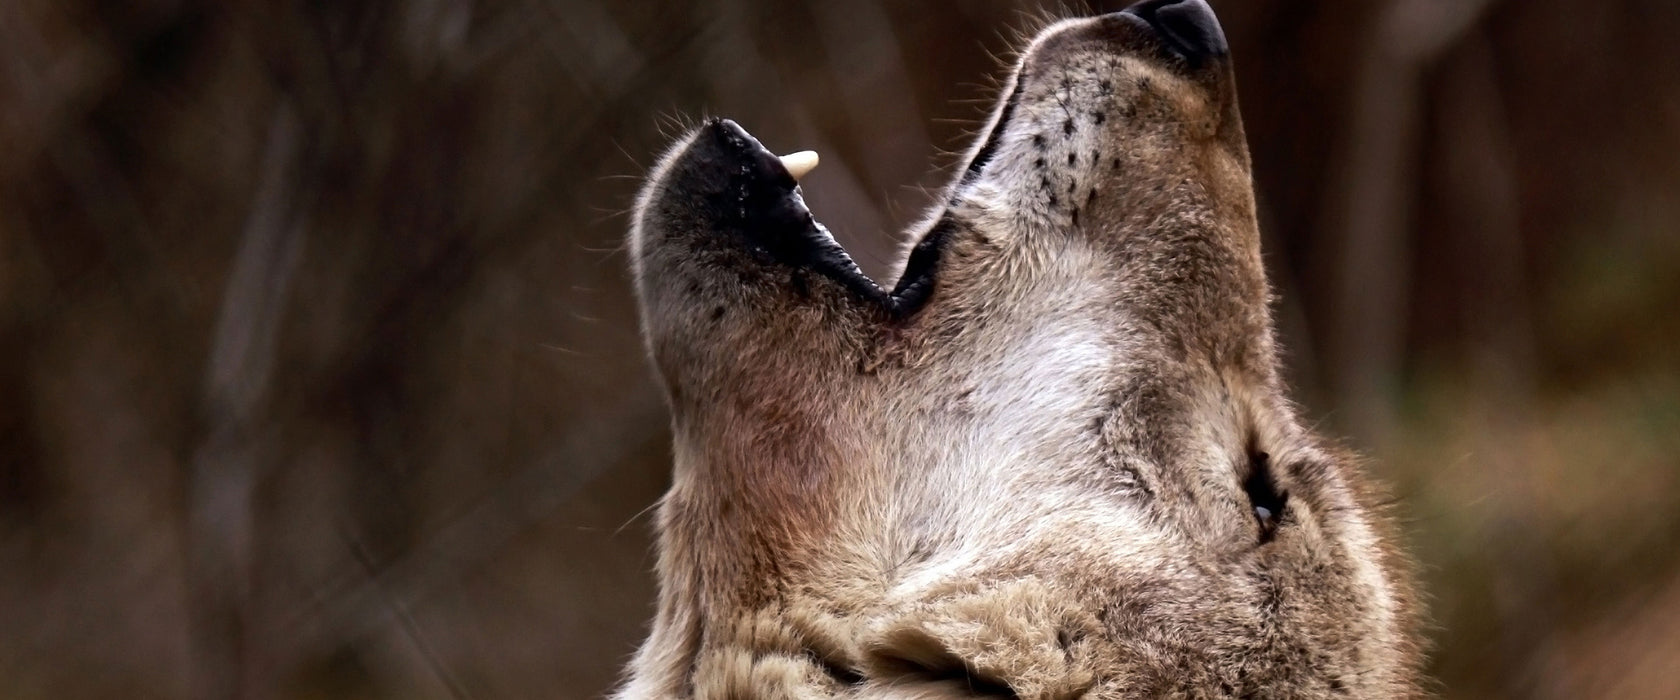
<box><xmin>623</xmin><ymin>1</ymin><xmax>1424</xmax><ymax>697</ymax></box>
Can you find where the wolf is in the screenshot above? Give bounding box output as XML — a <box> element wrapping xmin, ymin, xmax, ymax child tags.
<box><xmin>620</xmin><ymin>1</ymin><xmax>1424</xmax><ymax>697</ymax></box>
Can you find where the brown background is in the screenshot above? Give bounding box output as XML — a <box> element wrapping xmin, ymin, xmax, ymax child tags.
<box><xmin>2</xmin><ymin>0</ymin><xmax>1677</xmax><ymax>698</ymax></box>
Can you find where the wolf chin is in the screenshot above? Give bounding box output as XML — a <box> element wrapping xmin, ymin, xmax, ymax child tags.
<box><xmin>621</xmin><ymin>1</ymin><xmax>1425</xmax><ymax>697</ymax></box>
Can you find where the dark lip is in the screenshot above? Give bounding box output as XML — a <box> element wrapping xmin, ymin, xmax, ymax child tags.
<box><xmin>681</xmin><ymin>119</ymin><xmax>951</xmax><ymax>319</ymax></box>
<box><xmin>691</xmin><ymin>119</ymin><xmax>889</xmax><ymax>307</ymax></box>
<box><xmin>954</xmin><ymin>76</ymin><xmax>1024</xmax><ymax>193</ymax></box>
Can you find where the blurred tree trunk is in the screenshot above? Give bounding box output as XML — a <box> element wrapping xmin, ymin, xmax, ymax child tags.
<box><xmin>188</xmin><ymin>103</ymin><xmax>310</xmax><ymax>700</ymax></box>
<box><xmin>1324</xmin><ymin>0</ymin><xmax>1500</xmax><ymax>444</ymax></box>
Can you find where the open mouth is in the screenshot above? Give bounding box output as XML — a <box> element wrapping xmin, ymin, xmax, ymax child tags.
<box><xmin>647</xmin><ymin>0</ymin><xmax>1228</xmax><ymax>319</ymax></box>
<box><xmin>667</xmin><ymin>119</ymin><xmax>962</xmax><ymax>317</ymax></box>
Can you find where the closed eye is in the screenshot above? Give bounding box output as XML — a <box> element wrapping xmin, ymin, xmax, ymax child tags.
<box><xmin>1244</xmin><ymin>450</ymin><xmax>1288</xmax><ymax>542</ymax></box>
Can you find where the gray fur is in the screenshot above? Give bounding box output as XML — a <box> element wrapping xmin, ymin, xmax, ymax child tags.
<box><xmin>621</xmin><ymin>10</ymin><xmax>1424</xmax><ymax>699</ymax></box>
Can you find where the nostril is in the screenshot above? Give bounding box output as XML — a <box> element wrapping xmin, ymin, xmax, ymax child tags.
<box><xmin>1122</xmin><ymin>0</ymin><xmax>1230</xmax><ymax>64</ymax></box>
<box><xmin>1155</xmin><ymin>0</ymin><xmax>1229</xmax><ymax>58</ymax></box>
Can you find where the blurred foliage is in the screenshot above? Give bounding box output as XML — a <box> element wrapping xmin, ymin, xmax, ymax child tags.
<box><xmin>0</xmin><ymin>0</ymin><xmax>1677</xmax><ymax>698</ymax></box>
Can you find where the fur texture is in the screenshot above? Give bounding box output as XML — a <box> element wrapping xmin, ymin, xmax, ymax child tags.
<box><xmin>622</xmin><ymin>4</ymin><xmax>1424</xmax><ymax>698</ymax></box>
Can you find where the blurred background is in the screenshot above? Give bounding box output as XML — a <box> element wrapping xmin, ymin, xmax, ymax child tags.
<box><xmin>2</xmin><ymin>0</ymin><xmax>1677</xmax><ymax>698</ymax></box>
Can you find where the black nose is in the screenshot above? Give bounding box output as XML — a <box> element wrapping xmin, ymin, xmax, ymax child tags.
<box><xmin>1122</xmin><ymin>0</ymin><xmax>1228</xmax><ymax>63</ymax></box>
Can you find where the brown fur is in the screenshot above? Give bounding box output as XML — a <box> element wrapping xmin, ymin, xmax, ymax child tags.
<box><xmin>622</xmin><ymin>6</ymin><xmax>1424</xmax><ymax>698</ymax></box>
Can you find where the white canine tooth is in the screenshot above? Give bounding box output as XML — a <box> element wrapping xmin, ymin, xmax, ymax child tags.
<box><xmin>779</xmin><ymin>151</ymin><xmax>819</xmax><ymax>182</ymax></box>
